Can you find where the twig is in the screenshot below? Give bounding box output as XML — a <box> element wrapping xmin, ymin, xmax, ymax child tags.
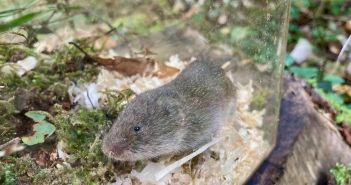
<box><xmin>104</xmin><ymin>27</ymin><xmax>117</xmax><ymax>36</ymax></box>
<box><xmin>337</xmin><ymin>35</ymin><xmax>351</xmax><ymax>62</ymax></box>
<box><xmin>331</xmin><ymin>35</ymin><xmax>351</xmax><ymax>74</ymax></box>
<box><xmin>68</xmin><ymin>41</ymin><xmax>97</xmax><ymax>62</ymax></box>
<box><xmin>89</xmin><ymin>132</ymin><xmax>101</xmax><ymax>153</ymax></box>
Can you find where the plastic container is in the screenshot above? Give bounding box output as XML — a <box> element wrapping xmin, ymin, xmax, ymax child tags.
<box><xmin>94</xmin><ymin>1</ymin><xmax>291</xmax><ymax>184</ymax></box>
<box><xmin>83</xmin><ymin>0</ymin><xmax>290</xmax><ymax>184</ymax></box>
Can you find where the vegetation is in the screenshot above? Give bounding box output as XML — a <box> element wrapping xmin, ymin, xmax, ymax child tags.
<box><xmin>286</xmin><ymin>0</ymin><xmax>351</xmax><ymax>125</ymax></box>
<box><xmin>331</xmin><ymin>163</ymin><xmax>351</xmax><ymax>185</ymax></box>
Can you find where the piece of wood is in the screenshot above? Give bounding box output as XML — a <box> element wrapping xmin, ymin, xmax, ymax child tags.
<box><xmin>246</xmin><ymin>75</ymin><xmax>351</xmax><ymax>185</ymax></box>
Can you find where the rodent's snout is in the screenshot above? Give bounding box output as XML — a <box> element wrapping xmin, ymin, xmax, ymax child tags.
<box><xmin>102</xmin><ymin>137</ymin><xmax>129</xmax><ymax>157</ymax></box>
<box><xmin>111</xmin><ymin>142</ymin><xmax>128</xmax><ymax>155</ymax></box>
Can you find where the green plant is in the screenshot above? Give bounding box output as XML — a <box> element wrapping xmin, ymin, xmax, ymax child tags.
<box><xmin>330</xmin><ymin>163</ymin><xmax>351</xmax><ymax>185</ymax></box>
<box><xmin>54</xmin><ymin>106</ymin><xmax>107</xmax><ymax>159</ymax></box>
<box><xmin>0</xmin><ymin>163</ymin><xmax>17</xmax><ymax>185</ymax></box>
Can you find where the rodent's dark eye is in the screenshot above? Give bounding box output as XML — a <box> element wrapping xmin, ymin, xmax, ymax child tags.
<box><xmin>133</xmin><ymin>126</ymin><xmax>141</xmax><ymax>133</ymax></box>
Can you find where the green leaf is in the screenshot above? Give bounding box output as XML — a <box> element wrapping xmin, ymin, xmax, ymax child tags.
<box><xmin>330</xmin><ymin>163</ymin><xmax>351</xmax><ymax>185</ymax></box>
<box><xmin>290</xmin><ymin>6</ymin><xmax>300</xmax><ymax>19</ymax></box>
<box><xmin>289</xmin><ymin>66</ymin><xmax>318</xmax><ymax>79</ymax></box>
<box><xmin>22</xmin><ymin>121</ymin><xmax>56</xmax><ymax>145</ymax></box>
<box><xmin>336</xmin><ymin>114</ymin><xmax>345</xmax><ymax>123</ymax></box>
<box><xmin>323</xmin><ymin>75</ymin><xmax>345</xmax><ymax>85</ymax></box>
<box><xmin>326</xmin><ymin>92</ymin><xmax>344</xmax><ymax>105</ymax></box>
<box><xmin>317</xmin><ymin>81</ymin><xmax>332</xmax><ymax>92</ymax></box>
<box><xmin>285</xmin><ymin>55</ymin><xmax>295</xmax><ymax>67</ymax></box>
<box><xmin>0</xmin><ymin>11</ymin><xmax>44</xmax><ymax>33</ymax></box>
<box><xmin>288</xmin><ymin>23</ymin><xmax>299</xmax><ymax>32</ymax></box>
<box><xmin>25</xmin><ymin>111</ymin><xmax>46</xmax><ymax>122</ymax></box>
<box><xmin>0</xmin><ymin>8</ymin><xmax>26</xmax><ymax>18</ymax></box>
<box><xmin>0</xmin><ymin>0</ymin><xmax>38</xmax><ymax>17</ymax></box>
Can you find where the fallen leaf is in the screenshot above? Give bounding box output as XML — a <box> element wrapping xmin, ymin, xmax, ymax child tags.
<box><xmin>93</xmin><ymin>56</ymin><xmax>155</xmax><ymax>76</ymax></box>
<box><xmin>22</xmin><ymin>121</ymin><xmax>56</xmax><ymax>146</ymax></box>
<box><xmin>155</xmin><ymin>62</ymin><xmax>180</xmax><ymax>78</ymax></box>
<box><xmin>323</xmin><ymin>75</ymin><xmax>345</xmax><ymax>85</ymax></box>
<box><xmin>328</xmin><ymin>41</ymin><xmax>342</xmax><ymax>55</ymax></box>
<box><xmin>344</xmin><ymin>20</ymin><xmax>351</xmax><ymax>34</ymax></box>
<box><xmin>332</xmin><ymin>84</ymin><xmax>351</xmax><ymax>97</ymax></box>
<box><xmin>25</xmin><ymin>111</ymin><xmax>46</xmax><ymax>122</ymax></box>
<box><xmin>289</xmin><ymin>66</ymin><xmax>318</xmax><ymax>79</ymax></box>
<box><xmin>93</xmin><ymin>55</ymin><xmax>179</xmax><ymax>78</ymax></box>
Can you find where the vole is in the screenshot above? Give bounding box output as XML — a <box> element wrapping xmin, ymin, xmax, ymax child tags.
<box><xmin>102</xmin><ymin>58</ymin><xmax>236</xmax><ymax>161</ymax></box>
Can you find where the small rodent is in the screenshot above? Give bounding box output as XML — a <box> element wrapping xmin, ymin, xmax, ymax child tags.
<box><xmin>102</xmin><ymin>58</ymin><xmax>235</xmax><ymax>161</ymax></box>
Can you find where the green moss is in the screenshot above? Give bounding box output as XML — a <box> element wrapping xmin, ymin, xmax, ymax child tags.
<box><xmin>331</xmin><ymin>163</ymin><xmax>351</xmax><ymax>185</ymax></box>
<box><xmin>52</xmin><ymin>44</ymin><xmax>99</xmax><ymax>83</ymax></box>
<box><xmin>0</xmin><ymin>156</ymin><xmax>111</xmax><ymax>185</ymax></box>
<box><xmin>64</xmin><ymin>164</ymin><xmax>110</xmax><ymax>185</ymax></box>
<box><xmin>0</xmin><ymin>157</ymin><xmax>42</xmax><ymax>184</ymax></box>
<box><xmin>1</xmin><ymin>104</ymin><xmax>117</xmax><ymax>184</ymax></box>
<box><xmin>54</xmin><ymin>105</ymin><xmax>109</xmax><ymax>161</ymax></box>
<box><xmin>28</xmin><ymin>72</ymin><xmax>60</xmax><ymax>89</ymax></box>
<box><xmin>102</xmin><ymin>89</ymin><xmax>134</xmax><ymax>119</ymax></box>
<box><xmin>0</xmin><ymin>163</ymin><xmax>16</xmax><ymax>185</ymax></box>
<box><xmin>0</xmin><ymin>45</ymin><xmax>38</xmax><ymax>63</ymax></box>
<box><xmin>0</xmin><ymin>73</ymin><xmax>28</xmax><ymax>95</ymax></box>
<box><xmin>0</xmin><ymin>99</ymin><xmax>17</xmax><ymax>142</ymax></box>
<box><xmin>32</xmin><ymin>170</ymin><xmax>49</xmax><ymax>184</ymax></box>
<box><xmin>250</xmin><ymin>89</ymin><xmax>268</xmax><ymax>110</ymax></box>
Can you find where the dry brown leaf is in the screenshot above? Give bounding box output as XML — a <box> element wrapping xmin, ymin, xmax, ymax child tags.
<box><xmin>332</xmin><ymin>84</ymin><xmax>351</xmax><ymax>97</ymax></box>
<box><xmin>344</xmin><ymin>20</ymin><xmax>351</xmax><ymax>34</ymax></box>
<box><xmin>93</xmin><ymin>56</ymin><xmax>179</xmax><ymax>78</ymax></box>
<box><xmin>328</xmin><ymin>41</ymin><xmax>342</xmax><ymax>55</ymax></box>
<box><xmin>155</xmin><ymin>62</ymin><xmax>180</xmax><ymax>78</ymax></box>
<box><xmin>94</xmin><ymin>56</ymin><xmax>155</xmax><ymax>76</ymax></box>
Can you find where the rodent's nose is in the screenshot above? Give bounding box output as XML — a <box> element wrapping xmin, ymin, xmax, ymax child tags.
<box><xmin>110</xmin><ymin>141</ymin><xmax>129</xmax><ymax>155</ymax></box>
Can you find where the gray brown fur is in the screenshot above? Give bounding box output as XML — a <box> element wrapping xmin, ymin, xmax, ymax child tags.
<box><xmin>102</xmin><ymin>59</ymin><xmax>235</xmax><ymax>161</ymax></box>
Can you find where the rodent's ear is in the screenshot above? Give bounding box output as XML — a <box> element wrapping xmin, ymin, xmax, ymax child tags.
<box><xmin>156</xmin><ymin>96</ymin><xmax>180</xmax><ymax>116</ymax></box>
